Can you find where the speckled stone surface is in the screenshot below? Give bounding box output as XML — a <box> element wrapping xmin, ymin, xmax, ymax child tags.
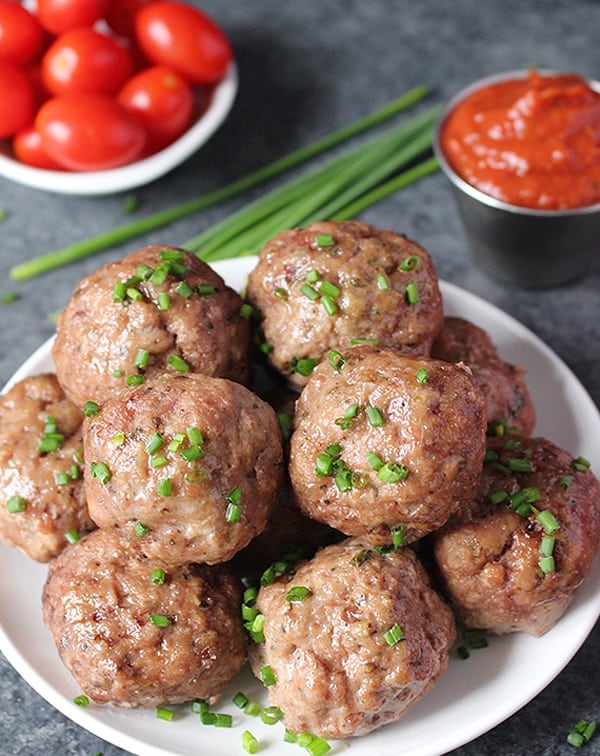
<box><xmin>1</xmin><ymin>1</ymin><xmax>599</xmax><ymax>754</ymax></box>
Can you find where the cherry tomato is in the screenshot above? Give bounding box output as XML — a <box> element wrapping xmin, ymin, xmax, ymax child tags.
<box><xmin>36</xmin><ymin>0</ymin><xmax>111</xmax><ymax>35</ymax></box>
<box><xmin>36</xmin><ymin>93</ymin><xmax>146</xmax><ymax>170</ymax></box>
<box><xmin>0</xmin><ymin>64</ymin><xmax>36</xmax><ymax>138</ymax></box>
<box><xmin>0</xmin><ymin>0</ymin><xmax>46</xmax><ymax>66</ymax></box>
<box><xmin>118</xmin><ymin>65</ymin><xmax>195</xmax><ymax>153</ymax></box>
<box><xmin>105</xmin><ymin>0</ymin><xmax>152</xmax><ymax>38</ymax></box>
<box><xmin>135</xmin><ymin>1</ymin><xmax>232</xmax><ymax>84</ymax></box>
<box><xmin>42</xmin><ymin>27</ymin><xmax>134</xmax><ymax>96</ymax></box>
<box><xmin>13</xmin><ymin>125</ymin><xmax>64</xmax><ymax>170</ymax></box>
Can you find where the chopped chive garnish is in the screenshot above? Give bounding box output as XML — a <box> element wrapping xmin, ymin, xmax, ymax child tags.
<box><xmin>289</xmin><ymin>356</ymin><xmax>318</xmax><ymax>376</ymax></box>
<box><xmin>7</xmin><ymin>495</ymin><xmax>26</xmax><ymax>513</ymax></box>
<box><xmin>201</xmin><ymin>711</ymin><xmax>217</xmax><ymax>725</ymax></box>
<box><xmin>90</xmin><ymin>461</ymin><xmax>111</xmax><ymax>484</ymax></box>
<box><xmin>157</xmin><ymin>292</ymin><xmax>170</xmax><ymax>310</ymax></box>
<box><xmin>320</xmin><ymin>294</ymin><xmax>338</xmax><ymax>316</ymax></box>
<box><xmin>274</xmin><ymin>286</ymin><xmax>289</xmax><ymax>300</ymax></box>
<box><xmin>365</xmin><ymin>406</ymin><xmax>384</xmax><ymax>427</ymax></box>
<box><xmin>112</xmin><ymin>282</ymin><xmax>126</xmax><ymax>302</ymax></box>
<box><xmin>391</xmin><ymin>524</ymin><xmax>405</xmax><ymax>548</ymax></box>
<box><xmin>306</xmin><ymin>269</ymin><xmax>320</xmax><ymax>284</ymax></box>
<box><xmin>157</xmin><ymin>478</ymin><xmax>173</xmax><ymax>497</ymax></box>
<box><xmin>227</xmin><ymin>486</ymin><xmax>242</xmax><ymax>505</ymax></box>
<box><xmin>112</xmin><ymin>369</ymin><xmax>123</xmax><ymax>377</ymax></box>
<box><xmin>318</xmin><ymin>280</ymin><xmax>340</xmax><ymax>298</ymax></box>
<box><xmin>126</xmin><ymin>373</ymin><xmax>144</xmax><ymax>386</ymax></box>
<box><xmin>484</xmin><ymin>448</ymin><xmax>499</xmax><ymax>463</ymax></box>
<box><xmin>573</xmin><ymin>456</ymin><xmax>591</xmax><ymax>472</ymax></box>
<box><xmin>304</xmin><ymin>734</ymin><xmax>332</xmax><ymax>756</ymax></box>
<box><xmin>126</xmin><ymin>286</ymin><xmax>143</xmax><ymax>301</ymax></box>
<box><xmin>145</xmin><ymin>432</ymin><xmax>164</xmax><ymax>455</ymax></box>
<box><xmin>489</xmin><ymin>490</ymin><xmax>508</xmax><ymax>505</ymax></box>
<box><xmin>134</xmin><ymin>348</ymin><xmax>150</xmax><ymax>369</ymax></box>
<box><xmin>83</xmin><ymin>400</ymin><xmax>100</xmax><ymax>417</ymax></box>
<box><xmin>160</xmin><ymin>248</ymin><xmax>185</xmax><ymax>262</ymax></box>
<box><xmin>384</xmin><ymin>623</ymin><xmax>405</xmax><ymax>645</ymax></box>
<box><xmin>239</xmin><ymin>303</ymin><xmax>253</xmax><ymax>319</ymax></box>
<box><xmin>315</xmin><ymin>233</ymin><xmax>334</xmax><ymax>247</ymax></box>
<box><xmin>175</xmin><ymin>281</ymin><xmax>193</xmax><ymax>298</ymax></box>
<box><xmin>560</xmin><ymin>474</ymin><xmax>573</xmax><ymax>490</ymax></box>
<box><xmin>261</xmin><ymin>706</ymin><xmax>283</xmax><ymax>725</ymax></box>
<box><xmin>168</xmin><ymin>432</ymin><xmax>186</xmax><ymax>452</ymax></box>
<box><xmin>233</xmin><ymin>692</ymin><xmax>249</xmax><ymax>709</ymax></box>
<box><xmin>196</xmin><ymin>283</ymin><xmax>215</xmax><ymax>296</ymax></box>
<box><xmin>299</xmin><ymin>282</ymin><xmax>319</xmax><ymax>300</ymax></box>
<box><xmin>192</xmin><ymin>698</ymin><xmax>209</xmax><ymax>714</ymax></box>
<box><xmin>328</xmin><ymin>349</ymin><xmax>345</xmax><ymax>371</ymax></box>
<box><xmin>399</xmin><ymin>255</ymin><xmax>419</xmax><ymax>271</ymax></box>
<box><xmin>349</xmin><ymin>337</ymin><xmax>380</xmax><ymax>346</ymax></box>
<box><xmin>135</xmin><ymin>521</ymin><xmax>149</xmax><ymax>536</ymax></box>
<box><xmin>285</xmin><ymin>586</ymin><xmax>311</xmax><ymax>602</ymax></box>
<box><xmin>365</xmin><ymin>450</ymin><xmax>384</xmax><ymax>470</ymax></box>
<box><xmin>156</xmin><ymin>707</ymin><xmax>174</xmax><ymax>721</ymax></box>
<box><xmin>186</xmin><ymin>427</ymin><xmax>204</xmax><ymax>445</ymax></box>
<box><xmin>181</xmin><ymin>445</ymin><xmax>203</xmax><ymax>462</ymax></box>
<box><xmin>185</xmin><ymin>469</ymin><xmax>209</xmax><ymax>483</ymax></box>
<box><xmin>376</xmin><ymin>273</ymin><xmax>389</xmax><ymax>290</ymax></box>
<box><xmin>334</xmin><ymin>468</ymin><xmax>353</xmax><ymax>492</ymax></box>
<box><xmin>536</xmin><ymin>509</ymin><xmax>560</xmax><ymax>534</ymax></box>
<box><xmin>168</xmin><ymin>354</ymin><xmax>190</xmax><ymax>373</ymax></box>
<box><xmin>315</xmin><ymin>452</ymin><xmax>334</xmax><ymax>476</ymax></box>
<box><xmin>150</xmin><ymin>263</ymin><xmax>170</xmax><ymax>285</ymax></box>
<box><xmin>70</xmin><ymin>463</ymin><xmax>80</xmax><ymax>479</ymax></box>
<box><xmin>149</xmin><ymin>613</ymin><xmax>171</xmax><ymax>627</ymax></box>
<box><xmin>508</xmin><ymin>458</ymin><xmax>533</xmax><ymax>472</ymax></box>
<box><xmin>226</xmin><ymin>502</ymin><xmax>243</xmax><ymax>523</ymax></box>
<box><xmin>214</xmin><ymin>713</ymin><xmax>233</xmax><ymax>728</ymax></box>
<box><xmin>244</xmin><ymin>700</ymin><xmax>261</xmax><ymax>717</ymax></box>
<box><xmin>242</xmin><ymin>730</ymin><xmax>258</xmax><ymax>754</ymax></box>
<box><xmin>260</xmin><ymin>665</ymin><xmax>276</xmax><ymax>686</ymax></box>
<box><xmin>73</xmin><ymin>695</ymin><xmax>89</xmax><ymax>707</ymax></box>
<box><xmin>1</xmin><ymin>291</ymin><xmax>18</xmax><ymax>305</ymax></box>
<box><xmin>405</xmin><ymin>282</ymin><xmax>419</xmax><ymax>304</ymax></box>
<box><xmin>377</xmin><ymin>461</ymin><xmax>408</xmax><ymax>483</ymax></box>
<box><xmin>151</xmin><ymin>568</ymin><xmax>166</xmax><ymax>584</ymax></box>
<box><xmin>539</xmin><ymin>555</ymin><xmax>555</xmax><ymax>573</ymax></box>
<box><xmin>151</xmin><ymin>454</ymin><xmax>168</xmax><ymax>468</ymax></box>
<box><xmin>463</xmin><ymin>628</ymin><xmax>488</xmax><ymax>649</ymax></box>
<box><xmin>277</xmin><ymin>411</ymin><xmax>292</xmax><ymax>440</ymax></box>
<box><xmin>540</xmin><ymin>535</ymin><xmax>555</xmax><ymax>557</ymax></box>
<box><xmin>325</xmin><ymin>442</ymin><xmax>342</xmax><ymax>457</ymax></box>
<box><xmin>284</xmin><ymin>729</ymin><xmax>297</xmax><ymax>743</ymax></box>
<box><xmin>567</xmin><ymin>719</ymin><xmax>597</xmax><ymax>748</ymax></box>
<box><xmin>136</xmin><ymin>264</ymin><xmax>154</xmax><ymax>280</ymax></box>
<box><xmin>351</xmin><ymin>548</ymin><xmax>373</xmax><ymax>566</ymax></box>
<box><xmin>415</xmin><ymin>367</ymin><xmax>429</xmax><ymax>384</ymax></box>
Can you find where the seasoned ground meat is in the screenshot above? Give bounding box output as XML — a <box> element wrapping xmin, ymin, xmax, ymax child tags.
<box><xmin>0</xmin><ymin>374</ymin><xmax>94</xmax><ymax>562</ymax></box>
<box><xmin>432</xmin><ymin>316</ymin><xmax>536</xmax><ymax>435</ymax></box>
<box><xmin>248</xmin><ymin>537</ymin><xmax>456</xmax><ymax>738</ymax></box>
<box><xmin>289</xmin><ymin>346</ymin><xmax>487</xmax><ymax>545</ymax></box>
<box><xmin>246</xmin><ymin>220</ymin><xmax>443</xmax><ymax>388</ymax></box>
<box><xmin>42</xmin><ymin>527</ymin><xmax>246</xmax><ymax>707</ymax></box>
<box><xmin>83</xmin><ymin>373</ymin><xmax>283</xmax><ymax>566</ymax></box>
<box><xmin>429</xmin><ymin>436</ymin><xmax>600</xmax><ymax>636</ymax></box>
<box><xmin>52</xmin><ymin>245</ymin><xmax>251</xmax><ymax>407</ymax></box>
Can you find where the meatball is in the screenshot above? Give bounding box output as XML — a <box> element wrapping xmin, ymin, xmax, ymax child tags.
<box><xmin>432</xmin><ymin>316</ymin><xmax>536</xmax><ymax>436</ymax></box>
<box><xmin>429</xmin><ymin>436</ymin><xmax>600</xmax><ymax>636</ymax></box>
<box><xmin>246</xmin><ymin>220</ymin><xmax>443</xmax><ymax>388</ymax></box>
<box><xmin>42</xmin><ymin>527</ymin><xmax>246</xmax><ymax>707</ymax></box>
<box><xmin>52</xmin><ymin>245</ymin><xmax>251</xmax><ymax>407</ymax></box>
<box><xmin>0</xmin><ymin>374</ymin><xmax>94</xmax><ymax>562</ymax></box>
<box><xmin>289</xmin><ymin>346</ymin><xmax>487</xmax><ymax>545</ymax></box>
<box><xmin>83</xmin><ymin>373</ymin><xmax>284</xmax><ymax>566</ymax></box>
<box><xmin>248</xmin><ymin>537</ymin><xmax>456</xmax><ymax>738</ymax></box>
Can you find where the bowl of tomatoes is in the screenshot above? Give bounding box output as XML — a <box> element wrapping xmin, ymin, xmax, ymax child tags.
<box><xmin>0</xmin><ymin>0</ymin><xmax>238</xmax><ymax>195</ymax></box>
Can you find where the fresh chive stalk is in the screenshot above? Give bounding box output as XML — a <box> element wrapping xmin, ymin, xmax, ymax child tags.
<box><xmin>10</xmin><ymin>87</ymin><xmax>430</xmax><ymax>281</ymax></box>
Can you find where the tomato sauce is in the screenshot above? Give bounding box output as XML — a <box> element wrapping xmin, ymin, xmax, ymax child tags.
<box><xmin>440</xmin><ymin>70</ymin><xmax>600</xmax><ymax>209</ymax></box>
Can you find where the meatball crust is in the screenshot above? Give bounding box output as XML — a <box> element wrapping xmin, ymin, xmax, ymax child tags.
<box><xmin>246</xmin><ymin>220</ymin><xmax>444</xmax><ymax>388</ymax></box>
<box><xmin>84</xmin><ymin>373</ymin><xmax>284</xmax><ymax>566</ymax></box>
<box><xmin>430</xmin><ymin>436</ymin><xmax>600</xmax><ymax>636</ymax></box>
<box><xmin>248</xmin><ymin>537</ymin><xmax>456</xmax><ymax>738</ymax></box>
<box><xmin>432</xmin><ymin>316</ymin><xmax>536</xmax><ymax>436</ymax></box>
<box><xmin>52</xmin><ymin>245</ymin><xmax>251</xmax><ymax>407</ymax></box>
<box><xmin>42</xmin><ymin>527</ymin><xmax>246</xmax><ymax>707</ymax></box>
<box><xmin>289</xmin><ymin>347</ymin><xmax>487</xmax><ymax>545</ymax></box>
<box><xmin>0</xmin><ymin>374</ymin><xmax>94</xmax><ymax>562</ymax></box>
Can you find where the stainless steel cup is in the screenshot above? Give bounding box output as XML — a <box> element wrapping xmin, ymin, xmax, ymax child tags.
<box><xmin>433</xmin><ymin>70</ymin><xmax>600</xmax><ymax>288</ymax></box>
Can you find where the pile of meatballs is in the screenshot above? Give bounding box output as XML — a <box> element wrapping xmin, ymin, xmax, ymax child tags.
<box><xmin>1</xmin><ymin>220</ymin><xmax>599</xmax><ymax>742</ymax></box>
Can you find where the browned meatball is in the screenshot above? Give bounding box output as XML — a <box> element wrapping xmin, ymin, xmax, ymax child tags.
<box><xmin>84</xmin><ymin>373</ymin><xmax>284</xmax><ymax>566</ymax></box>
<box><xmin>289</xmin><ymin>346</ymin><xmax>487</xmax><ymax>545</ymax></box>
<box><xmin>0</xmin><ymin>374</ymin><xmax>94</xmax><ymax>562</ymax></box>
<box><xmin>52</xmin><ymin>245</ymin><xmax>251</xmax><ymax>407</ymax></box>
<box><xmin>432</xmin><ymin>316</ymin><xmax>536</xmax><ymax>436</ymax></box>
<box><xmin>246</xmin><ymin>220</ymin><xmax>443</xmax><ymax>388</ymax></box>
<box><xmin>42</xmin><ymin>527</ymin><xmax>246</xmax><ymax>707</ymax></box>
<box><xmin>248</xmin><ymin>537</ymin><xmax>456</xmax><ymax>738</ymax></box>
<box><xmin>429</xmin><ymin>436</ymin><xmax>600</xmax><ymax>636</ymax></box>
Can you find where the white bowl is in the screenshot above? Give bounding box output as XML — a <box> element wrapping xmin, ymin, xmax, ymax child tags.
<box><xmin>0</xmin><ymin>63</ymin><xmax>238</xmax><ymax>196</ymax></box>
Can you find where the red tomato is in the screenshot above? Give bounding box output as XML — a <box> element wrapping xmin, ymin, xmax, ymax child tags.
<box><xmin>106</xmin><ymin>0</ymin><xmax>152</xmax><ymax>37</ymax></box>
<box><xmin>36</xmin><ymin>93</ymin><xmax>146</xmax><ymax>170</ymax></box>
<box><xmin>0</xmin><ymin>64</ymin><xmax>35</xmax><ymax>138</ymax></box>
<box><xmin>135</xmin><ymin>1</ymin><xmax>232</xmax><ymax>84</ymax></box>
<box><xmin>36</xmin><ymin>0</ymin><xmax>111</xmax><ymax>35</ymax></box>
<box><xmin>118</xmin><ymin>65</ymin><xmax>195</xmax><ymax>153</ymax></box>
<box><xmin>42</xmin><ymin>27</ymin><xmax>134</xmax><ymax>96</ymax></box>
<box><xmin>13</xmin><ymin>125</ymin><xmax>64</xmax><ymax>170</ymax></box>
<box><xmin>0</xmin><ymin>1</ymin><xmax>46</xmax><ymax>65</ymax></box>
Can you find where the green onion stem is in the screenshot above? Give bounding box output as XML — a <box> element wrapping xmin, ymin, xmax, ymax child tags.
<box><xmin>10</xmin><ymin>87</ymin><xmax>428</xmax><ymax>281</ymax></box>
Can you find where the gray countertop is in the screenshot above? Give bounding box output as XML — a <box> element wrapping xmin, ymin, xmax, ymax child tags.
<box><xmin>1</xmin><ymin>1</ymin><xmax>599</xmax><ymax>754</ymax></box>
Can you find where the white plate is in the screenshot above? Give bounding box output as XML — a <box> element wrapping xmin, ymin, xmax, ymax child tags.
<box><xmin>2</xmin><ymin>257</ymin><xmax>600</xmax><ymax>756</ymax></box>
<box><xmin>0</xmin><ymin>64</ymin><xmax>238</xmax><ymax>196</ymax></box>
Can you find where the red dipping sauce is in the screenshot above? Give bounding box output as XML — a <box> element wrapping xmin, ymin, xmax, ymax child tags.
<box><xmin>440</xmin><ymin>70</ymin><xmax>600</xmax><ymax>210</ymax></box>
